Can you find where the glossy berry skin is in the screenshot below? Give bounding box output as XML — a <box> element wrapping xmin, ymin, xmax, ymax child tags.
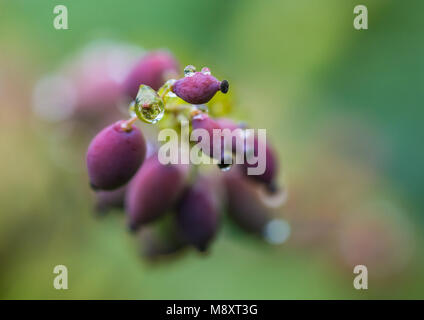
<box><xmin>191</xmin><ymin>112</ymin><xmax>224</xmax><ymax>160</ymax></box>
<box><xmin>87</xmin><ymin>120</ymin><xmax>146</xmax><ymax>190</ymax></box>
<box><xmin>172</xmin><ymin>72</ymin><xmax>226</xmax><ymax>105</ymax></box>
<box><xmin>126</xmin><ymin>154</ymin><xmax>188</xmax><ymax>230</ymax></box>
<box><xmin>224</xmin><ymin>168</ymin><xmax>270</xmax><ymax>234</ymax></box>
<box><xmin>124</xmin><ymin>51</ymin><xmax>179</xmax><ymax>98</ymax></box>
<box><xmin>176</xmin><ymin>176</ymin><xmax>220</xmax><ymax>252</ymax></box>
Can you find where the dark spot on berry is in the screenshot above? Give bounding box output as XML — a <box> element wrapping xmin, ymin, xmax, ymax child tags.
<box><xmin>220</xmin><ymin>80</ymin><xmax>229</xmax><ymax>93</ymax></box>
<box><xmin>266</xmin><ymin>181</ymin><xmax>278</xmax><ymax>194</ymax></box>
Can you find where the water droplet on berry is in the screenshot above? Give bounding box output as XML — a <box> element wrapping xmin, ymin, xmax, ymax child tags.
<box><xmin>195</xmin><ymin>104</ymin><xmax>209</xmax><ymax>113</ymax></box>
<box><xmin>184</xmin><ymin>65</ymin><xmax>196</xmax><ymax>77</ymax></box>
<box><xmin>134</xmin><ymin>85</ymin><xmax>164</xmax><ymax>123</ymax></box>
<box><xmin>263</xmin><ymin>219</ymin><xmax>291</xmax><ymax>244</ymax></box>
<box><xmin>201</xmin><ymin>67</ymin><xmax>211</xmax><ymax>75</ymax></box>
<box><xmin>218</xmin><ymin>163</ymin><xmax>232</xmax><ymax>171</ymax></box>
<box><xmin>218</xmin><ymin>152</ymin><xmax>233</xmax><ymax>171</ymax></box>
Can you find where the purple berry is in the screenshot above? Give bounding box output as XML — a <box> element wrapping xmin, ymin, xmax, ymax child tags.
<box><xmin>86</xmin><ymin>120</ymin><xmax>146</xmax><ymax>190</ymax></box>
<box><xmin>216</xmin><ymin>117</ymin><xmax>246</xmax><ymax>154</ymax></box>
<box><xmin>176</xmin><ymin>176</ymin><xmax>220</xmax><ymax>252</ymax></box>
<box><xmin>172</xmin><ymin>72</ymin><xmax>228</xmax><ymax>105</ymax></box>
<box><xmin>191</xmin><ymin>112</ymin><xmax>227</xmax><ymax>162</ymax></box>
<box><xmin>124</xmin><ymin>51</ymin><xmax>179</xmax><ymax>98</ymax></box>
<box><xmin>224</xmin><ymin>168</ymin><xmax>271</xmax><ymax>234</ymax></box>
<box><xmin>242</xmin><ymin>136</ymin><xmax>279</xmax><ymax>192</ymax></box>
<box><xmin>126</xmin><ymin>154</ymin><xmax>188</xmax><ymax>230</ymax></box>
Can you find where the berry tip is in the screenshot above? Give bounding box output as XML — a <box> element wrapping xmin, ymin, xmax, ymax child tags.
<box><xmin>220</xmin><ymin>80</ymin><xmax>229</xmax><ymax>93</ymax></box>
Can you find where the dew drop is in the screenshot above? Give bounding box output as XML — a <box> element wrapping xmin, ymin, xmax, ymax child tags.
<box><xmin>128</xmin><ymin>100</ymin><xmax>137</xmax><ymax>117</ymax></box>
<box><xmin>263</xmin><ymin>219</ymin><xmax>291</xmax><ymax>245</ymax></box>
<box><xmin>195</xmin><ymin>104</ymin><xmax>209</xmax><ymax>113</ymax></box>
<box><xmin>184</xmin><ymin>65</ymin><xmax>196</xmax><ymax>77</ymax></box>
<box><xmin>218</xmin><ymin>152</ymin><xmax>233</xmax><ymax>171</ymax></box>
<box><xmin>218</xmin><ymin>163</ymin><xmax>232</xmax><ymax>171</ymax></box>
<box><xmin>134</xmin><ymin>85</ymin><xmax>164</xmax><ymax>124</ymax></box>
<box><xmin>201</xmin><ymin>67</ymin><xmax>211</xmax><ymax>75</ymax></box>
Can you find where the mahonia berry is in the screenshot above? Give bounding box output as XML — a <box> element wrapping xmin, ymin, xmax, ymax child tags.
<box><xmin>217</xmin><ymin>118</ymin><xmax>279</xmax><ymax>192</ymax></box>
<box><xmin>176</xmin><ymin>176</ymin><xmax>220</xmax><ymax>252</ymax></box>
<box><xmin>216</xmin><ymin>117</ymin><xmax>246</xmax><ymax>154</ymax></box>
<box><xmin>242</xmin><ymin>135</ymin><xmax>279</xmax><ymax>192</ymax></box>
<box><xmin>86</xmin><ymin>120</ymin><xmax>146</xmax><ymax>190</ymax></box>
<box><xmin>224</xmin><ymin>168</ymin><xmax>271</xmax><ymax>234</ymax></box>
<box><xmin>191</xmin><ymin>111</ymin><xmax>222</xmax><ymax>157</ymax></box>
<box><xmin>191</xmin><ymin>111</ymin><xmax>233</xmax><ymax>169</ymax></box>
<box><xmin>124</xmin><ymin>50</ymin><xmax>179</xmax><ymax>98</ymax></box>
<box><xmin>172</xmin><ymin>67</ymin><xmax>229</xmax><ymax>105</ymax></box>
<box><xmin>126</xmin><ymin>154</ymin><xmax>188</xmax><ymax>230</ymax></box>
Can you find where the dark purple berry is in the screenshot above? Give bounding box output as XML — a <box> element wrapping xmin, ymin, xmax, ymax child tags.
<box><xmin>191</xmin><ymin>112</ymin><xmax>226</xmax><ymax>163</ymax></box>
<box><xmin>176</xmin><ymin>176</ymin><xmax>220</xmax><ymax>252</ymax></box>
<box><xmin>126</xmin><ymin>154</ymin><xmax>188</xmax><ymax>230</ymax></box>
<box><xmin>124</xmin><ymin>51</ymin><xmax>179</xmax><ymax>98</ymax></box>
<box><xmin>224</xmin><ymin>168</ymin><xmax>271</xmax><ymax>234</ymax></box>
<box><xmin>242</xmin><ymin>135</ymin><xmax>279</xmax><ymax>191</ymax></box>
<box><xmin>172</xmin><ymin>72</ymin><xmax>228</xmax><ymax>104</ymax></box>
<box><xmin>86</xmin><ymin>120</ymin><xmax>146</xmax><ymax>190</ymax></box>
<box><xmin>216</xmin><ymin>117</ymin><xmax>245</xmax><ymax>154</ymax></box>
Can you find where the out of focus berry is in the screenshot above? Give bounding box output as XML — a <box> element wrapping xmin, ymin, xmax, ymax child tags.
<box><xmin>176</xmin><ymin>175</ymin><xmax>220</xmax><ymax>252</ymax></box>
<box><xmin>95</xmin><ymin>185</ymin><xmax>127</xmax><ymax>214</ymax></box>
<box><xmin>124</xmin><ymin>51</ymin><xmax>179</xmax><ymax>99</ymax></box>
<box><xmin>126</xmin><ymin>154</ymin><xmax>188</xmax><ymax>230</ymax></box>
<box><xmin>86</xmin><ymin>120</ymin><xmax>146</xmax><ymax>190</ymax></box>
<box><xmin>224</xmin><ymin>168</ymin><xmax>271</xmax><ymax>234</ymax></box>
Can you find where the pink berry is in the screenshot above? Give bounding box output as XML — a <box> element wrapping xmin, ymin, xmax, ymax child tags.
<box><xmin>242</xmin><ymin>136</ymin><xmax>279</xmax><ymax>192</ymax></box>
<box><xmin>124</xmin><ymin>51</ymin><xmax>179</xmax><ymax>98</ymax></box>
<box><xmin>224</xmin><ymin>168</ymin><xmax>271</xmax><ymax>234</ymax></box>
<box><xmin>86</xmin><ymin>120</ymin><xmax>146</xmax><ymax>190</ymax></box>
<box><xmin>172</xmin><ymin>72</ymin><xmax>228</xmax><ymax>104</ymax></box>
<box><xmin>126</xmin><ymin>154</ymin><xmax>188</xmax><ymax>230</ymax></box>
<box><xmin>191</xmin><ymin>112</ymin><xmax>222</xmax><ymax>158</ymax></box>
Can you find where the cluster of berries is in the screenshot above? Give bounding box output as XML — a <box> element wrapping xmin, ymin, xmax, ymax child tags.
<box><xmin>85</xmin><ymin>50</ymin><xmax>286</xmax><ymax>259</ymax></box>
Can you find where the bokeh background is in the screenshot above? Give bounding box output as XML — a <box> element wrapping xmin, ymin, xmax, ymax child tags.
<box><xmin>0</xmin><ymin>0</ymin><xmax>423</xmax><ymax>299</ymax></box>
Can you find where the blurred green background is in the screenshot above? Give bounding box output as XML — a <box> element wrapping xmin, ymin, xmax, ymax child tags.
<box><xmin>0</xmin><ymin>0</ymin><xmax>423</xmax><ymax>299</ymax></box>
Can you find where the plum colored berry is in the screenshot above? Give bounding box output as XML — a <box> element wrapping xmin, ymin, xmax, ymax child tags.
<box><xmin>224</xmin><ymin>168</ymin><xmax>271</xmax><ymax>234</ymax></box>
<box><xmin>126</xmin><ymin>154</ymin><xmax>188</xmax><ymax>230</ymax></box>
<box><xmin>124</xmin><ymin>51</ymin><xmax>179</xmax><ymax>98</ymax></box>
<box><xmin>216</xmin><ymin>117</ymin><xmax>246</xmax><ymax>154</ymax></box>
<box><xmin>172</xmin><ymin>69</ymin><xmax>228</xmax><ymax>105</ymax></box>
<box><xmin>191</xmin><ymin>112</ymin><xmax>231</xmax><ymax>166</ymax></box>
<box><xmin>242</xmin><ymin>136</ymin><xmax>279</xmax><ymax>192</ymax></box>
<box><xmin>176</xmin><ymin>176</ymin><xmax>220</xmax><ymax>252</ymax></box>
<box><xmin>86</xmin><ymin>120</ymin><xmax>146</xmax><ymax>190</ymax></box>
